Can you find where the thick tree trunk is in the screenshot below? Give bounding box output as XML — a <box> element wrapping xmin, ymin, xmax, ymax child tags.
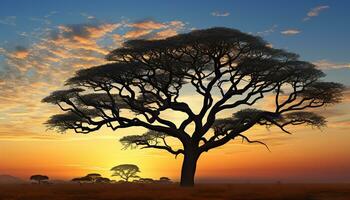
<box><xmin>180</xmin><ymin>151</ymin><xmax>199</xmax><ymax>187</ymax></box>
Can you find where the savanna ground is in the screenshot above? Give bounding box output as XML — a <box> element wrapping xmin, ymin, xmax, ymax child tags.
<box><xmin>1</xmin><ymin>183</ymin><xmax>350</xmax><ymax>200</ymax></box>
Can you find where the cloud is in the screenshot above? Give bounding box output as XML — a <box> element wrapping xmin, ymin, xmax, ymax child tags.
<box><xmin>211</xmin><ymin>11</ymin><xmax>230</xmax><ymax>17</ymax></box>
<box><xmin>280</xmin><ymin>29</ymin><xmax>301</xmax><ymax>36</ymax></box>
<box><xmin>124</xmin><ymin>29</ymin><xmax>153</xmax><ymax>39</ymax></box>
<box><xmin>128</xmin><ymin>20</ymin><xmax>167</xmax><ymax>30</ymax></box>
<box><xmin>151</xmin><ymin>21</ymin><xmax>185</xmax><ymax>40</ymax></box>
<box><xmin>81</xmin><ymin>13</ymin><xmax>96</xmax><ymax>20</ymax></box>
<box><xmin>10</xmin><ymin>46</ymin><xmax>30</xmax><ymax>59</ymax></box>
<box><xmin>153</xmin><ymin>29</ymin><xmax>178</xmax><ymax>40</ymax></box>
<box><xmin>44</xmin><ymin>11</ymin><xmax>58</xmax><ymax>18</ymax></box>
<box><xmin>29</xmin><ymin>17</ymin><xmax>51</xmax><ymax>25</ymax></box>
<box><xmin>303</xmin><ymin>5</ymin><xmax>329</xmax><ymax>21</ymax></box>
<box><xmin>265</xmin><ymin>43</ymin><xmax>273</xmax><ymax>48</ymax></box>
<box><xmin>47</xmin><ymin>23</ymin><xmax>121</xmax><ymax>55</ymax></box>
<box><xmin>257</xmin><ymin>25</ymin><xmax>278</xmax><ymax>36</ymax></box>
<box><xmin>0</xmin><ymin>16</ymin><xmax>16</xmax><ymax>26</ymax></box>
<box><xmin>112</xmin><ymin>34</ymin><xmax>123</xmax><ymax>43</ymax></box>
<box><xmin>312</xmin><ymin>60</ymin><xmax>350</xmax><ymax>70</ymax></box>
<box><xmin>123</xmin><ymin>20</ymin><xmax>185</xmax><ymax>40</ymax></box>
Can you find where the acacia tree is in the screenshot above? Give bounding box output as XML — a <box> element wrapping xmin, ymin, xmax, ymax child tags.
<box><xmin>86</xmin><ymin>173</ymin><xmax>102</xmax><ymax>183</ymax></box>
<box><xmin>71</xmin><ymin>176</ymin><xmax>93</xmax><ymax>184</ymax></box>
<box><xmin>111</xmin><ymin>164</ymin><xmax>140</xmax><ymax>182</ymax></box>
<box><xmin>43</xmin><ymin>27</ymin><xmax>345</xmax><ymax>186</ymax></box>
<box><xmin>30</xmin><ymin>175</ymin><xmax>49</xmax><ymax>184</ymax></box>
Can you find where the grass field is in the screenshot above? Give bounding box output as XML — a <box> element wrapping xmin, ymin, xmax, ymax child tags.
<box><xmin>1</xmin><ymin>183</ymin><xmax>350</xmax><ymax>200</ymax></box>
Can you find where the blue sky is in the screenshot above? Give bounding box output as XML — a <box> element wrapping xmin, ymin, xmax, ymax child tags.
<box><xmin>1</xmin><ymin>0</ymin><xmax>350</xmax><ymax>63</ymax></box>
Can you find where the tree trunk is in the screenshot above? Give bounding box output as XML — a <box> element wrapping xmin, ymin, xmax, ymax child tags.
<box><xmin>180</xmin><ymin>151</ymin><xmax>199</xmax><ymax>187</ymax></box>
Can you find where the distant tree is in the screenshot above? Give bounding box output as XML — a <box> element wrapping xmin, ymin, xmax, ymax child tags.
<box><xmin>71</xmin><ymin>174</ymin><xmax>110</xmax><ymax>184</ymax></box>
<box><xmin>30</xmin><ymin>175</ymin><xmax>49</xmax><ymax>184</ymax></box>
<box><xmin>86</xmin><ymin>173</ymin><xmax>102</xmax><ymax>183</ymax></box>
<box><xmin>138</xmin><ymin>178</ymin><xmax>155</xmax><ymax>184</ymax></box>
<box><xmin>159</xmin><ymin>177</ymin><xmax>171</xmax><ymax>181</ymax></box>
<box><xmin>71</xmin><ymin>177</ymin><xmax>83</xmax><ymax>185</ymax></box>
<box><xmin>43</xmin><ymin>27</ymin><xmax>345</xmax><ymax>186</ymax></box>
<box><xmin>72</xmin><ymin>176</ymin><xmax>94</xmax><ymax>184</ymax></box>
<box><xmin>111</xmin><ymin>164</ymin><xmax>140</xmax><ymax>182</ymax></box>
<box><xmin>95</xmin><ymin>177</ymin><xmax>111</xmax><ymax>183</ymax></box>
<box><xmin>158</xmin><ymin>177</ymin><xmax>172</xmax><ymax>184</ymax></box>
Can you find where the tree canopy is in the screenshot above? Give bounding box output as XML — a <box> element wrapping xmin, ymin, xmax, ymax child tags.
<box><xmin>30</xmin><ymin>175</ymin><xmax>49</xmax><ymax>184</ymax></box>
<box><xmin>43</xmin><ymin>27</ymin><xmax>345</xmax><ymax>186</ymax></box>
<box><xmin>111</xmin><ymin>164</ymin><xmax>140</xmax><ymax>182</ymax></box>
<box><xmin>71</xmin><ymin>173</ymin><xmax>110</xmax><ymax>184</ymax></box>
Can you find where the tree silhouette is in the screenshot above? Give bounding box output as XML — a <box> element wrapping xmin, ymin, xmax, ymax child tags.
<box><xmin>43</xmin><ymin>27</ymin><xmax>345</xmax><ymax>186</ymax></box>
<box><xmin>159</xmin><ymin>177</ymin><xmax>172</xmax><ymax>184</ymax></box>
<box><xmin>30</xmin><ymin>175</ymin><xmax>49</xmax><ymax>184</ymax></box>
<box><xmin>72</xmin><ymin>173</ymin><xmax>110</xmax><ymax>184</ymax></box>
<box><xmin>110</xmin><ymin>164</ymin><xmax>140</xmax><ymax>182</ymax></box>
<box><xmin>71</xmin><ymin>176</ymin><xmax>93</xmax><ymax>184</ymax></box>
<box><xmin>86</xmin><ymin>173</ymin><xmax>101</xmax><ymax>183</ymax></box>
<box><xmin>159</xmin><ymin>177</ymin><xmax>171</xmax><ymax>181</ymax></box>
<box><xmin>137</xmin><ymin>177</ymin><xmax>154</xmax><ymax>183</ymax></box>
<box><xmin>71</xmin><ymin>177</ymin><xmax>83</xmax><ymax>185</ymax></box>
<box><xmin>95</xmin><ymin>177</ymin><xmax>111</xmax><ymax>183</ymax></box>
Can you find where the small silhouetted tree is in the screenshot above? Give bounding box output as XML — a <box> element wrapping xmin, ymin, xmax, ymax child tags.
<box><xmin>95</xmin><ymin>177</ymin><xmax>111</xmax><ymax>183</ymax></box>
<box><xmin>72</xmin><ymin>174</ymin><xmax>109</xmax><ymax>184</ymax></box>
<box><xmin>111</xmin><ymin>164</ymin><xmax>140</xmax><ymax>182</ymax></box>
<box><xmin>30</xmin><ymin>175</ymin><xmax>49</xmax><ymax>184</ymax></box>
<box><xmin>159</xmin><ymin>177</ymin><xmax>171</xmax><ymax>184</ymax></box>
<box><xmin>160</xmin><ymin>177</ymin><xmax>171</xmax><ymax>181</ymax></box>
<box><xmin>86</xmin><ymin>173</ymin><xmax>101</xmax><ymax>183</ymax></box>
<box><xmin>43</xmin><ymin>27</ymin><xmax>345</xmax><ymax>186</ymax></box>
<box><xmin>71</xmin><ymin>177</ymin><xmax>83</xmax><ymax>185</ymax></box>
<box><xmin>138</xmin><ymin>178</ymin><xmax>154</xmax><ymax>184</ymax></box>
<box><xmin>71</xmin><ymin>176</ymin><xmax>93</xmax><ymax>184</ymax></box>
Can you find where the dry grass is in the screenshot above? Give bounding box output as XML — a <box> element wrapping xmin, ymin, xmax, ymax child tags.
<box><xmin>0</xmin><ymin>183</ymin><xmax>350</xmax><ymax>200</ymax></box>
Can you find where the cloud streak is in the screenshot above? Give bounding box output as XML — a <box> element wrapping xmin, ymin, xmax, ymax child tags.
<box><xmin>257</xmin><ymin>25</ymin><xmax>277</xmax><ymax>36</ymax></box>
<box><xmin>280</xmin><ymin>29</ymin><xmax>301</xmax><ymax>36</ymax></box>
<box><xmin>0</xmin><ymin>16</ymin><xmax>16</xmax><ymax>26</ymax></box>
<box><xmin>313</xmin><ymin>60</ymin><xmax>350</xmax><ymax>70</ymax></box>
<box><xmin>123</xmin><ymin>20</ymin><xmax>185</xmax><ymax>40</ymax></box>
<box><xmin>211</xmin><ymin>11</ymin><xmax>230</xmax><ymax>17</ymax></box>
<box><xmin>304</xmin><ymin>5</ymin><xmax>329</xmax><ymax>21</ymax></box>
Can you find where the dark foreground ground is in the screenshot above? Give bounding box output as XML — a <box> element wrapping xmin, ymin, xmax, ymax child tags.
<box><xmin>1</xmin><ymin>183</ymin><xmax>350</xmax><ymax>200</ymax></box>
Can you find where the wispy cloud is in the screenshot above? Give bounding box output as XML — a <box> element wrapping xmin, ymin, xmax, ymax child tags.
<box><xmin>257</xmin><ymin>25</ymin><xmax>278</xmax><ymax>36</ymax></box>
<box><xmin>29</xmin><ymin>17</ymin><xmax>51</xmax><ymax>25</ymax></box>
<box><xmin>44</xmin><ymin>11</ymin><xmax>58</xmax><ymax>18</ymax></box>
<box><xmin>124</xmin><ymin>20</ymin><xmax>185</xmax><ymax>40</ymax></box>
<box><xmin>28</xmin><ymin>11</ymin><xmax>58</xmax><ymax>25</ymax></box>
<box><xmin>280</xmin><ymin>29</ymin><xmax>301</xmax><ymax>36</ymax></box>
<box><xmin>124</xmin><ymin>29</ymin><xmax>153</xmax><ymax>39</ymax></box>
<box><xmin>128</xmin><ymin>20</ymin><xmax>167</xmax><ymax>29</ymax></box>
<box><xmin>303</xmin><ymin>5</ymin><xmax>329</xmax><ymax>21</ymax></box>
<box><xmin>312</xmin><ymin>59</ymin><xmax>350</xmax><ymax>70</ymax></box>
<box><xmin>81</xmin><ymin>13</ymin><xmax>96</xmax><ymax>20</ymax></box>
<box><xmin>0</xmin><ymin>16</ymin><xmax>16</xmax><ymax>26</ymax></box>
<box><xmin>10</xmin><ymin>46</ymin><xmax>30</xmax><ymax>59</ymax></box>
<box><xmin>211</xmin><ymin>11</ymin><xmax>230</xmax><ymax>17</ymax></box>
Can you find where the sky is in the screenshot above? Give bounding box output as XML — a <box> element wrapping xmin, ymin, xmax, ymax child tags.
<box><xmin>0</xmin><ymin>0</ymin><xmax>350</xmax><ymax>183</ymax></box>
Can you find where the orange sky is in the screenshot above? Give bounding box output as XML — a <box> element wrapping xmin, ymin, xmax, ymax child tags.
<box><xmin>1</xmin><ymin>113</ymin><xmax>350</xmax><ymax>182</ymax></box>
